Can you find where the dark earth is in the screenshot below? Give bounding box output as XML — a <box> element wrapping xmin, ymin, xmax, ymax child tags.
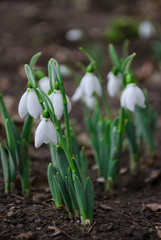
<box><xmin>1</xmin><ymin>0</ymin><xmax>161</xmax><ymax>239</ymax></box>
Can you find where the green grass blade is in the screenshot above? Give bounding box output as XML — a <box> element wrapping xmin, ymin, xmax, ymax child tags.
<box><xmin>21</xmin><ymin>114</ymin><xmax>33</xmax><ymax>143</ymax></box>
<box><xmin>48</xmin><ymin>163</ymin><xmax>62</xmax><ymax>207</ymax></box>
<box><xmin>0</xmin><ymin>142</ymin><xmax>10</xmax><ymax>193</ymax></box>
<box><xmin>85</xmin><ymin>177</ymin><xmax>94</xmax><ymax>222</ymax></box>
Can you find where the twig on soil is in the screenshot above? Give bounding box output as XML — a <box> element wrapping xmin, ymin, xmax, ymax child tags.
<box><xmin>88</xmin><ymin>221</ymin><xmax>96</xmax><ymax>233</ymax></box>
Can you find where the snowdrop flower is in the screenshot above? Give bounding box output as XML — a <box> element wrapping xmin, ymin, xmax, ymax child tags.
<box><xmin>59</xmin><ymin>64</ymin><xmax>72</xmax><ymax>78</ymax></box>
<box><xmin>121</xmin><ymin>83</ymin><xmax>146</xmax><ymax>112</ymax></box>
<box><xmin>65</xmin><ymin>29</ymin><xmax>84</xmax><ymax>41</ymax></box>
<box><xmin>49</xmin><ymin>90</ymin><xmax>71</xmax><ymax>120</ymax></box>
<box><xmin>35</xmin><ymin>110</ymin><xmax>57</xmax><ymax>148</ymax></box>
<box><xmin>83</xmin><ymin>95</ymin><xmax>96</xmax><ymax>110</ymax></box>
<box><xmin>39</xmin><ymin>76</ymin><xmax>55</xmax><ymax>94</ymax></box>
<box><xmin>107</xmin><ymin>71</ymin><xmax>122</xmax><ymax>97</ymax></box>
<box><xmin>138</xmin><ymin>21</ymin><xmax>156</xmax><ymax>39</ymax></box>
<box><xmin>72</xmin><ymin>70</ymin><xmax>102</xmax><ymax>103</ymax></box>
<box><xmin>18</xmin><ymin>83</ymin><xmax>43</xmax><ymax>119</ymax></box>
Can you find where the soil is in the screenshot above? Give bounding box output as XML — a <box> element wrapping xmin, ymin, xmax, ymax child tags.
<box><xmin>1</xmin><ymin>0</ymin><xmax>161</xmax><ymax>239</ymax></box>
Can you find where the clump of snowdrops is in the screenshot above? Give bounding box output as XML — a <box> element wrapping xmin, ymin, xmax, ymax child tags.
<box><xmin>72</xmin><ymin>43</ymin><xmax>156</xmax><ymax>193</ymax></box>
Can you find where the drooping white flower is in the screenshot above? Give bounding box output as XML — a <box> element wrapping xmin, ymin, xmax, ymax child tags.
<box><xmin>121</xmin><ymin>83</ymin><xmax>146</xmax><ymax>112</ymax></box>
<box><xmin>35</xmin><ymin>118</ymin><xmax>57</xmax><ymax>148</ymax></box>
<box><xmin>39</xmin><ymin>76</ymin><xmax>55</xmax><ymax>94</ymax></box>
<box><xmin>83</xmin><ymin>96</ymin><xmax>96</xmax><ymax>110</ymax></box>
<box><xmin>49</xmin><ymin>90</ymin><xmax>71</xmax><ymax>120</ymax></box>
<box><xmin>72</xmin><ymin>72</ymin><xmax>102</xmax><ymax>103</ymax></box>
<box><xmin>107</xmin><ymin>72</ymin><xmax>122</xmax><ymax>97</ymax></box>
<box><xmin>138</xmin><ymin>21</ymin><xmax>156</xmax><ymax>39</ymax></box>
<box><xmin>18</xmin><ymin>88</ymin><xmax>43</xmax><ymax>119</ymax></box>
<box><xmin>65</xmin><ymin>29</ymin><xmax>84</xmax><ymax>41</ymax></box>
<box><xmin>80</xmin><ymin>73</ymin><xmax>102</xmax><ymax>97</ymax></box>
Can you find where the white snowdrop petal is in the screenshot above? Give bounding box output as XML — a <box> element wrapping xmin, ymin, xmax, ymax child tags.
<box><xmin>107</xmin><ymin>72</ymin><xmax>122</xmax><ymax>98</ymax></box>
<box><xmin>45</xmin><ymin>120</ymin><xmax>57</xmax><ymax>145</ymax></box>
<box><xmin>52</xmin><ymin>91</ymin><xmax>64</xmax><ymax>120</ymax></box>
<box><xmin>27</xmin><ymin>90</ymin><xmax>42</xmax><ymax>119</ymax></box>
<box><xmin>93</xmin><ymin>76</ymin><xmax>102</xmax><ymax>96</ymax></box>
<box><xmin>65</xmin><ymin>29</ymin><xmax>83</xmax><ymax>41</ymax></box>
<box><xmin>85</xmin><ymin>74</ymin><xmax>95</xmax><ymax>97</ymax></box>
<box><xmin>72</xmin><ymin>87</ymin><xmax>82</xmax><ymax>102</ymax></box>
<box><xmin>125</xmin><ymin>87</ymin><xmax>137</xmax><ymax>112</ymax></box>
<box><xmin>18</xmin><ymin>91</ymin><xmax>28</xmax><ymax>118</ymax></box>
<box><xmin>66</xmin><ymin>95</ymin><xmax>72</xmax><ymax>113</ymax></box>
<box><xmin>84</xmin><ymin>96</ymin><xmax>96</xmax><ymax>109</ymax></box>
<box><xmin>138</xmin><ymin>21</ymin><xmax>156</xmax><ymax>39</ymax></box>
<box><xmin>134</xmin><ymin>86</ymin><xmax>146</xmax><ymax>108</ymax></box>
<box><xmin>39</xmin><ymin>77</ymin><xmax>50</xmax><ymax>94</ymax></box>
<box><xmin>120</xmin><ymin>89</ymin><xmax>128</xmax><ymax>109</ymax></box>
<box><xmin>35</xmin><ymin>119</ymin><xmax>47</xmax><ymax>148</ymax></box>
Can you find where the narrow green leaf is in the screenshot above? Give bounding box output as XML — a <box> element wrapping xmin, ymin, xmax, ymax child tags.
<box><xmin>73</xmin><ymin>174</ymin><xmax>87</xmax><ymax>223</ymax></box>
<box><xmin>109</xmin><ymin>44</ymin><xmax>121</xmax><ymax>69</ymax></box>
<box><xmin>122</xmin><ymin>53</ymin><xmax>136</xmax><ymax>73</ymax></box>
<box><xmin>85</xmin><ymin>177</ymin><xmax>94</xmax><ymax>222</ymax></box>
<box><xmin>29</xmin><ymin>52</ymin><xmax>42</xmax><ymax>71</ymax></box>
<box><xmin>25</xmin><ymin>64</ymin><xmax>37</xmax><ymax>88</ymax></box>
<box><xmin>48</xmin><ymin>163</ymin><xmax>62</xmax><ymax>207</ymax></box>
<box><xmin>0</xmin><ymin>142</ymin><xmax>9</xmax><ymax>193</ymax></box>
<box><xmin>21</xmin><ymin>114</ymin><xmax>33</xmax><ymax>143</ymax></box>
<box><xmin>65</xmin><ymin>176</ymin><xmax>79</xmax><ymax>214</ymax></box>
<box><xmin>56</xmin><ymin>172</ymin><xmax>74</xmax><ymax>216</ymax></box>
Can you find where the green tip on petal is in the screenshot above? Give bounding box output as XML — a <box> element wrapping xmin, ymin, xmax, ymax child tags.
<box><xmin>43</xmin><ymin>109</ymin><xmax>50</xmax><ymax>118</ymax></box>
<box><xmin>35</xmin><ymin>70</ymin><xmax>46</xmax><ymax>80</ymax></box>
<box><xmin>27</xmin><ymin>82</ymin><xmax>32</xmax><ymax>88</ymax></box>
<box><xmin>54</xmin><ymin>82</ymin><xmax>59</xmax><ymax>90</ymax></box>
<box><xmin>48</xmin><ymin>89</ymin><xmax>52</xmax><ymax>95</ymax></box>
<box><xmin>126</xmin><ymin>73</ymin><xmax>135</xmax><ymax>84</ymax></box>
<box><xmin>86</xmin><ymin>64</ymin><xmax>94</xmax><ymax>73</ymax></box>
<box><xmin>112</xmin><ymin>66</ymin><xmax>118</xmax><ymax>76</ymax></box>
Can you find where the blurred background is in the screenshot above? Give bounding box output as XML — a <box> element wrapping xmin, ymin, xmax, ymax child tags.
<box><xmin>0</xmin><ymin>0</ymin><xmax>161</xmax><ymax>124</ymax></box>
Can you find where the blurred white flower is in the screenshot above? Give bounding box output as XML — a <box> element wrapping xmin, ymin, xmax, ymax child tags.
<box><xmin>59</xmin><ymin>64</ymin><xmax>72</xmax><ymax>78</ymax></box>
<box><xmin>107</xmin><ymin>72</ymin><xmax>122</xmax><ymax>97</ymax></box>
<box><xmin>121</xmin><ymin>83</ymin><xmax>146</xmax><ymax>112</ymax></box>
<box><xmin>65</xmin><ymin>29</ymin><xmax>84</xmax><ymax>41</ymax></box>
<box><xmin>138</xmin><ymin>21</ymin><xmax>156</xmax><ymax>39</ymax></box>
<box><xmin>72</xmin><ymin>72</ymin><xmax>102</xmax><ymax>103</ymax></box>
<box><xmin>39</xmin><ymin>76</ymin><xmax>55</xmax><ymax>94</ymax></box>
<box><xmin>83</xmin><ymin>95</ymin><xmax>96</xmax><ymax>110</ymax></box>
<box><xmin>35</xmin><ymin>118</ymin><xmax>57</xmax><ymax>148</ymax></box>
<box><xmin>49</xmin><ymin>90</ymin><xmax>71</xmax><ymax>120</ymax></box>
<box><xmin>18</xmin><ymin>88</ymin><xmax>42</xmax><ymax>119</ymax></box>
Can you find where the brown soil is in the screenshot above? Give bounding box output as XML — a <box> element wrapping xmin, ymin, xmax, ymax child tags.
<box><xmin>1</xmin><ymin>0</ymin><xmax>161</xmax><ymax>239</ymax></box>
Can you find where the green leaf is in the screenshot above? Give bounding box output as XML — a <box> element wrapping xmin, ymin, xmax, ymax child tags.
<box><xmin>25</xmin><ymin>64</ymin><xmax>37</xmax><ymax>88</ymax></box>
<box><xmin>48</xmin><ymin>163</ymin><xmax>62</xmax><ymax>207</ymax></box>
<box><xmin>21</xmin><ymin>114</ymin><xmax>33</xmax><ymax>143</ymax></box>
<box><xmin>17</xmin><ymin>139</ymin><xmax>30</xmax><ymax>196</ymax></box>
<box><xmin>122</xmin><ymin>53</ymin><xmax>136</xmax><ymax>73</ymax></box>
<box><xmin>49</xmin><ymin>143</ymin><xmax>57</xmax><ymax>168</ymax></box>
<box><xmin>109</xmin><ymin>44</ymin><xmax>121</xmax><ymax>70</ymax></box>
<box><xmin>0</xmin><ymin>142</ymin><xmax>9</xmax><ymax>193</ymax></box>
<box><xmin>65</xmin><ymin>176</ymin><xmax>79</xmax><ymax>214</ymax></box>
<box><xmin>56</xmin><ymin>145</ymin><xmax>69</xmax><ymax>179</ymax></box>
<box><xmin>29</xmin><ymin>52</ymin><xmax>42</xmax><ymax>71</ymax></box>
<box><xmin>79</xmin><ymin>47</ymin><xmax>98</xmax><ymax>67</ymax></box>
<box><xmin>85</xmin><ymin>177</ymin><xmax>94</xmax><ymax>222</ymax></box>
<box><xmin>56</xmin><ymin>172</ymin><xmax>74</xmax><ymax>217</ymax></box>
<box><xmin>73</xmin><ymin>174</ymin><xmax>87</xmax><ymax>223</ymax></box>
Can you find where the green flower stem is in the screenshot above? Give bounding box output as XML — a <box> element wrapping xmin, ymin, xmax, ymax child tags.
<box><xmin>37</xmin><ymin>89</ymin><xmax>76</xmax><ymax>173</ymax></box>
<box><xmin>50</xmin><ymin>59</ymin><xmax>72</xmax><ymax>155</ymax></box>
<box><xmin>95</xmin><ymin>67</ymin><xmax>112</xmax><ymax>121</ymax></box>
